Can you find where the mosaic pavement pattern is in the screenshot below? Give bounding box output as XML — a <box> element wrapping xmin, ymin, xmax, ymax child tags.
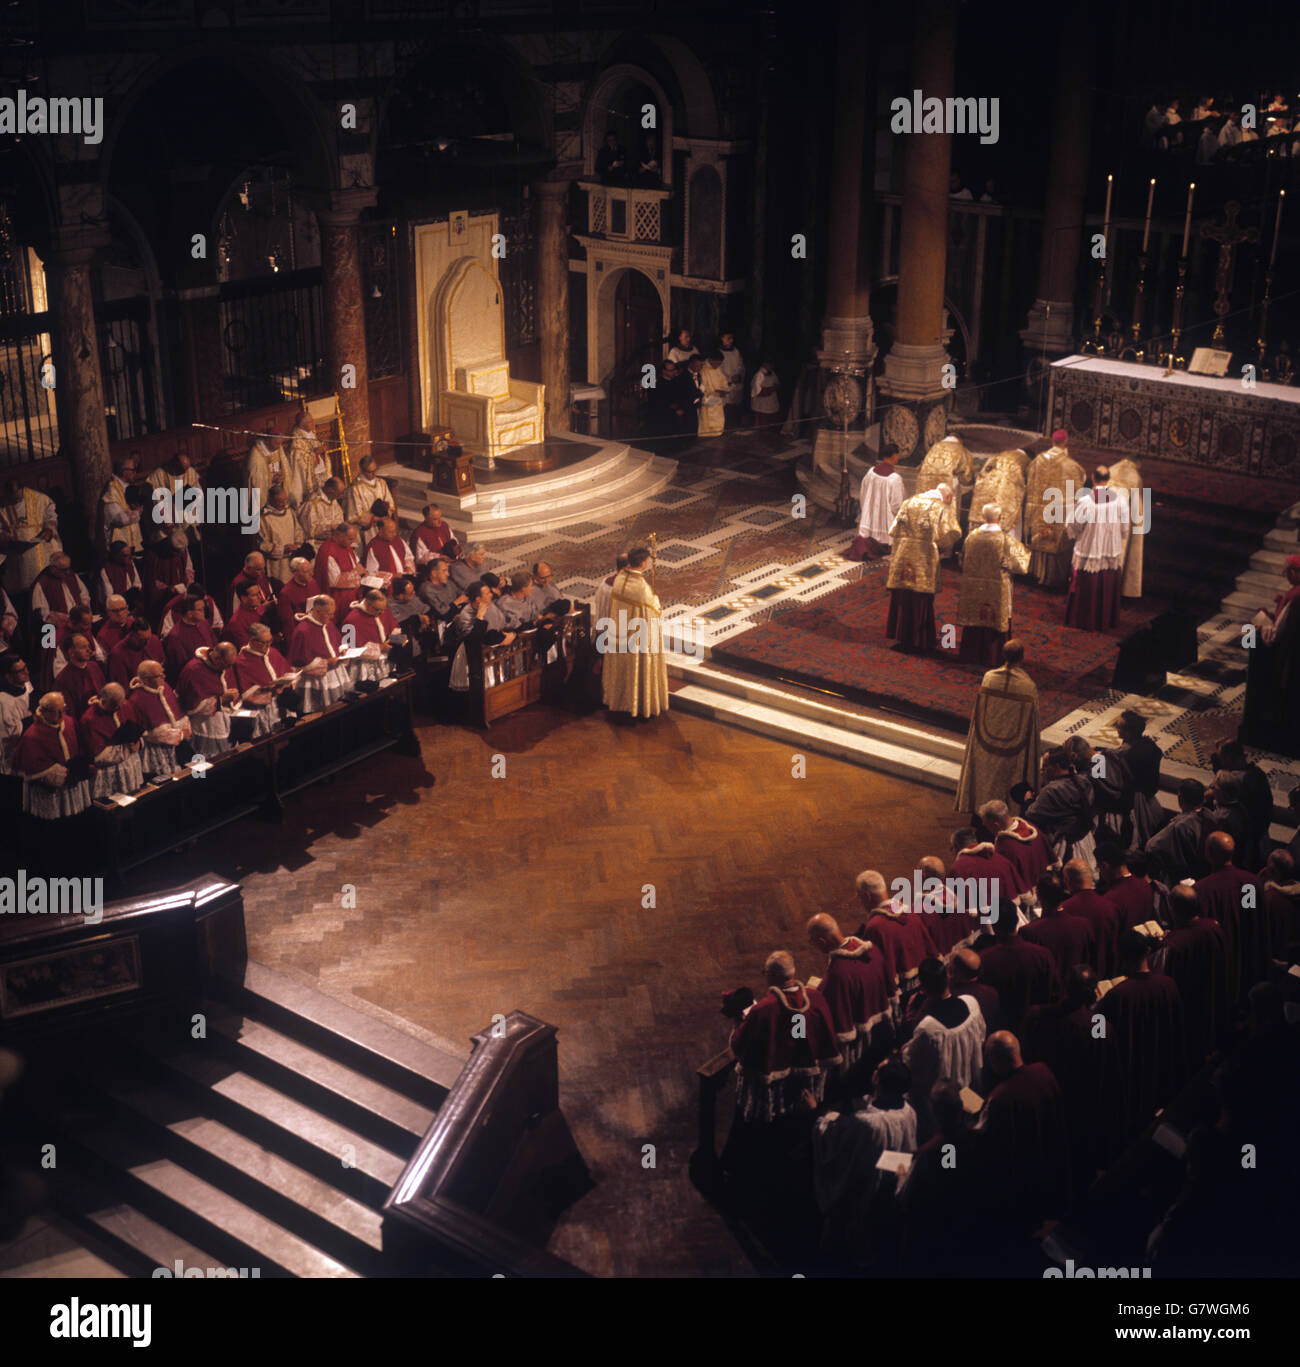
<box><xmin>467</xmin><ymin>439</ymin><xmax>1300</xmax><ymax>803</ymax></box>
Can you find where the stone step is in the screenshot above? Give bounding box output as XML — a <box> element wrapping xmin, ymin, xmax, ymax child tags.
<box><xmin>1233</xmin><ymin>567</ymin><xmax>1288</xmax><ymax>592</ymax></box>
<box><xmin>670</xmin><ymin>681</ymin><xmax>962</xmax><ymax>792</ymax></box>
<box><xmin>222</xmin><ymin>959</ymin><xmax>463</xmax><ymax>1107</ymax></box>
<box><xmin>668</xmin><ymin>655</ymin><xmax>966</xmax><ymax>764</ymax></box>
<box><xmin>120</xmin><ymin>1026</ymin><xmax>407</xmax><ymax>1209</ymax></box>
<box><xmin>1249</xmin><ymin>547</ymin><xmax>1293</xmax><ymax>573</ymax></box>
<box><xmin>386</xmin><ymin>435</ymin><xmax>636</xmax><ymax>508</ymax></box>
<box><xmin>395</xmin><ymin>457</ymin><xmax>676</xmax><ymax>542</ymax></box>
<box><xmin>48</xmin><ymin>1165</ymin><xmax>221</xmax><ymax>1279</ymax></box>
<box><xmin>390</xmin><ymin>448</ymin><xmax>655</xmax><ymax>520</ymax></box>
<box><xmin>1264</xmin><ymin>526</ymin><xmax>1300</xmax><ymax>550</ymax></box>
<box><xmin>54</xmin><ymin>1118</ymin><xmax>358</xmax><ymax>1278</ymax></box>
<box><xmin>204</xmin><ymin>1007</ymin><xmax>436</xmax><ymax>1154</ymax></box>
<box><xmin>67</xmin><ymin>1055</ymin><xmax>387</xmax><ymax>1274</ymax></box>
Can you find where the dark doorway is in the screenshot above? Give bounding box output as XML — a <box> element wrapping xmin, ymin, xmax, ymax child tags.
<box><xmin>610</xmin><ymin>268</ymin><xmax>662</xmax><ymax>438</ymax></box>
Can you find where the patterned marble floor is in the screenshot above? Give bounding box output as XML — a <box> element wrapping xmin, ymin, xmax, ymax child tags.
<box><xmin>473</xmin><ymin>439</ymin><xmax>1300</xmax><ymax>807</ymax></box>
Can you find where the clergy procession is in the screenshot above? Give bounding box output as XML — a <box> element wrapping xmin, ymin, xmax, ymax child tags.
<box><xmin>5</xmin><ymin>0</ymin><xmax>1300</xmax><ymax>1327</ymax></box>
<box><xmin>852</xmin><ymin>430</ymin><xmax>1142</xmax><ymax>658</ymax></box>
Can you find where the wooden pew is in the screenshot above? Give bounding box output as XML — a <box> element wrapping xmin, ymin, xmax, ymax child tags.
<box><xmin>467</xmin><ymin>604</ymin><xmax>592</xmax><ymax>727</ymax></box>
<box><xmin>85</xmin><ymin>672</ymin><xmax>418</xmax><ymax>885</ymax></box>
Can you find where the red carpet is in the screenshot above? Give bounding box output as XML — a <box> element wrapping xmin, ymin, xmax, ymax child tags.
<box><xmin>712</xmin><ymin>562</ymin><xmax>1162</xmax><ymax>732</ymax></box>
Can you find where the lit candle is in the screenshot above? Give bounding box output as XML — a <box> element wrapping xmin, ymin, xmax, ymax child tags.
<box><xmin>1102</xmin><ymin>173</ymin><xmax>1113</xmax><ymax>243</ymax></box>
<box><xmin>1181</xmin><ymin>182</ymin><xmax>1195</xmax><ymax>257</ymax></box>
<box><xmin>1141</xmin><ymin>178</ymin><xmax>1156</xmax><ymax>252</ymax></box>
<box><xmin>1270</xmin><ymin>189</ymin><xmax>1286</xmax><ymax>269</ymax></box>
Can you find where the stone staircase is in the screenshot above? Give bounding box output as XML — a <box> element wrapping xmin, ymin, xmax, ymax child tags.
<box><xmin>669</xmin><ymin>653</ymin><xmax>963</xmax><ymax>792</ymax></box>
<box><xmin>1218</xmin><ymin>509</ymin><xmax>1300</xmax><ymax>619</ymax></box>
<box><xmin>5</xmin><ymin>961</ymin><xmax>473</xmax><ymax>1277</ymax></box>
<box><xmin>668</xmin><ymin>484</ymin><xmax>1300</xmax><ymax>847</ymax></box>
<box><xmin>386</xmin><ymin>440</ymin><xmax>676</xmax><ymax>543</ymax></box>
<box><xmin>670</xmin><ymin>648</ymin><xmax>1299</xmax><ymax>845</ymax></box>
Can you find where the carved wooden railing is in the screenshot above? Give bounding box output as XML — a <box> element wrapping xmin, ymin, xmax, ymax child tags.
<box><xmin>0</xmin><ymin>876</ymin><xmax>248</xmax><ymax>1046</ymax></box>
<box><xmin>469</xmin><ymin>604</ymin><xmax>591</xmax><ymax>727</ymax></box>
<box><xmin>693</xmin><ymin>1047</ymin><xmax>737</xmax><ymax>1191</ymax></box>
<box><xmin>382</xmin><ymin>1010</ymin><xmax>587</xmax><ymax>1277</ymax></box>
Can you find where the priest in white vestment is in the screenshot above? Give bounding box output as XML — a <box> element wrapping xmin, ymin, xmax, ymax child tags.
<box><xmin>1064</xmin><ymin>468</ymin><xmax>1129</xmax><ymax>632</ymax></box>
<box><xmin>1</xmin><ymin>481</ymin><xmax>60</xmax><ymax>594</ymax></box>
<box><xmin>902</xmin><ymin>959</ymin><xmax>987</xmax><ymax>1139</ymax></box>
<box><xmin>846</xmin><ymin>444</ymin><xmax>904</xmax><ymax>560</ymax></box>
<box><xmin>284</xmin><ymin>409</ymin><xmax>327</xmax><ymax>507</ymax></box>
<box><xmin>811</xmin><ymin>1058</ymin><xmax>918</xmax><ymax>1259</ymax></box>
<box><xmin>245</xmin><ymin>432</ymin><xmax>285</xmax><ymax>513</ymax></box>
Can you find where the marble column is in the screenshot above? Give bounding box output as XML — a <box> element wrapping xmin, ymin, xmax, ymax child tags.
<box><xmin>810</xmin><ymin>0</ymin><xmax>876</xmax><ymax>489</ymax></box>
<box><xmin>1020</xmin><ymin>22</ymin><xmax>1091</xmax><ymax>370</ymax></box>
<box><xmin>535</xmin><ymin>181</ymin><xmax>571</xmax><ymax>435</ymax></box>
<box><xmin>318</xmin><ymin>201</ymin><xmax>372</xmax><ymax>462</ymax></box>
<box><xmin>878</xmin><ymin>0</ymin><xmax>957</xmax><ymax>462</ymax></box>
<box><xmin>49</xmin><ymin>242</ymin><xmax>112</xmax><ymax>529</ymax></box>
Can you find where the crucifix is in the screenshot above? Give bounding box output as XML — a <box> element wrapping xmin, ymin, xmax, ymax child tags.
<box><xmin>1199</xmin><ymin>201</ymin><xmax>1258</xmax><ymax>346</ymax></box>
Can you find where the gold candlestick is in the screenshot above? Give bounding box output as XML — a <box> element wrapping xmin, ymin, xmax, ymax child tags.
<box><xmin>1256</xmin><ymin>265</ymin><xmax>1273</xmax><ymax>376</ymax></box>
<box><xmin>1162</xmin><ymin>258</ymin><xmax>1188</xmax><ymax>370</ymax></box>
<box><xmin>1119</xmin><ymin>251</ymin><xmax>1149</xmax><ymax>362</ymax></box>
<box><xmin>1081</xmin><ymin>256</ymin><xmax>1109</xmax><ymax>355</ymax></box>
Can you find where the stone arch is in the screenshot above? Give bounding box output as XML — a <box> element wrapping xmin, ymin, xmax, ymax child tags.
<box><xmin>98</xmin><ymin>43</ymin><xmax>337</xmax><ymax>199</ymax></box>
<box><xmin>583</xmin><ymin>64</ymin><xmax>676</xmax><ymax>185</ymax></box>
<box><xmin>642</xmin><ymin>33</ymin><xmax>721</xmax><ymax>139</ymax></box>
<box><xmin>593</xmin><ymin>262</ymin><xmax>668</xmax><ymax>385</ymax></box>
<box><xmin>0</xmin><ymin>139</ymin><xmax>58</xmax><ymax>246</ymax></box>
<box><xmin>381</xmin><ymin>36</ymin><xmax>550</xmax><ymax>165</ymax></box>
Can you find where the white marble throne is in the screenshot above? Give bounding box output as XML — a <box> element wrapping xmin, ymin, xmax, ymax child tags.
<box><xmin>433</xmin><ymin>257</ymin><xmax>544</xmax><ymax>461</ymax></box>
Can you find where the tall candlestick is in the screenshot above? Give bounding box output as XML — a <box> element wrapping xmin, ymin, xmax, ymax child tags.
<box><xmin>1181</xmin><ymin>182</ymin><xmax>1195</xmax><ymax>258</ymax></box>
<box><xmin>1141</xmin><ymin>177</ymin><xmax>1156</xmax><ymax>251</ymax></box>
<box><xmin>1102</xmin><ymin>173</ymin><xmax>1113</xmax><ymax>243</ymax></box>
<box><xmin>1270</xmin><ymin>189</ymin><xmax>1286</xmax><ymax>268</ymax></box>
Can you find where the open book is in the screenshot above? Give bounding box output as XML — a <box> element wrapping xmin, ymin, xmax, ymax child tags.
<box><xmin>959</xmin><ymin>1086</ymin><xmax>983</xmax><ymax>1115</ymax></box>
<box><xmin>1133</xmin><ymin>921</ymin><xmax>1165</xmax><ymax>939</ymax></box>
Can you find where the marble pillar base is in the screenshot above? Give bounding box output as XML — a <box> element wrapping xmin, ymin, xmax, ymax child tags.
<box><xmin>1020</xmin><ymin>299</ymin><xmax>1076</xmax><ymax>355</ymax></box>
<box><xmin>876</xmin><ymin>342</ymin><xmax>954</xmax><ymax>464</ymax></box>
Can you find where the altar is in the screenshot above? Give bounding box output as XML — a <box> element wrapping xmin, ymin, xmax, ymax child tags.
<box><xmin>1047</xmin><ymin>355</ymin><xmax>1300</xmax><ymax>482</ymax></box>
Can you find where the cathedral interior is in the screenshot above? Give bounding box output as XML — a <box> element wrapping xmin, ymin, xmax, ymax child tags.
<box><xmin>0</xmin><ymin>0</ymin><xmax>1297</xmax><ymax>1333</ymax></box>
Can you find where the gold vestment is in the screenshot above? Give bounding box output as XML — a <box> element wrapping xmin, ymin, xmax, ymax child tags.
<box><xmin>886</xmin><ymin>490</ymin><xmax>962</xmax><ymax>595</ymax></box>
<box><xmin>601</xmin><ymin>568</ymin><xmax>670</xmax><ymax>718</ymax></box>
<box><xmin>915</xmin><ymin>437</ymin><xmax>975</xmax><ymax>495</ymax></box>
<box><xmin>957</xmin><ymin>525</ymin><xmax>1030</xmax><ymax>631</ymax></box>
<box><xmin>955</xmin><ymin>664</ymin><xmax>1042</xmax><ymax>813</ymax></box>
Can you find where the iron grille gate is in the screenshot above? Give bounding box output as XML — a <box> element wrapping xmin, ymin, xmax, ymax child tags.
<box><xmin>97</xmin><ymin>297</ymin><xmax>159</xmax><ymax>444</ymax></box>
<box><xmin>218</xmin><ymin>267</ymin><xmax>326</xmax><ymax>415</ymax></box>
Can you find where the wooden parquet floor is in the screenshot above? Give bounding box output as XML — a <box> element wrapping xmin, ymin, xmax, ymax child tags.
<box><xmin>128</xmin><ymin>705</ymin><xmax>959</xmax><ymax>1276</ymax></box>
